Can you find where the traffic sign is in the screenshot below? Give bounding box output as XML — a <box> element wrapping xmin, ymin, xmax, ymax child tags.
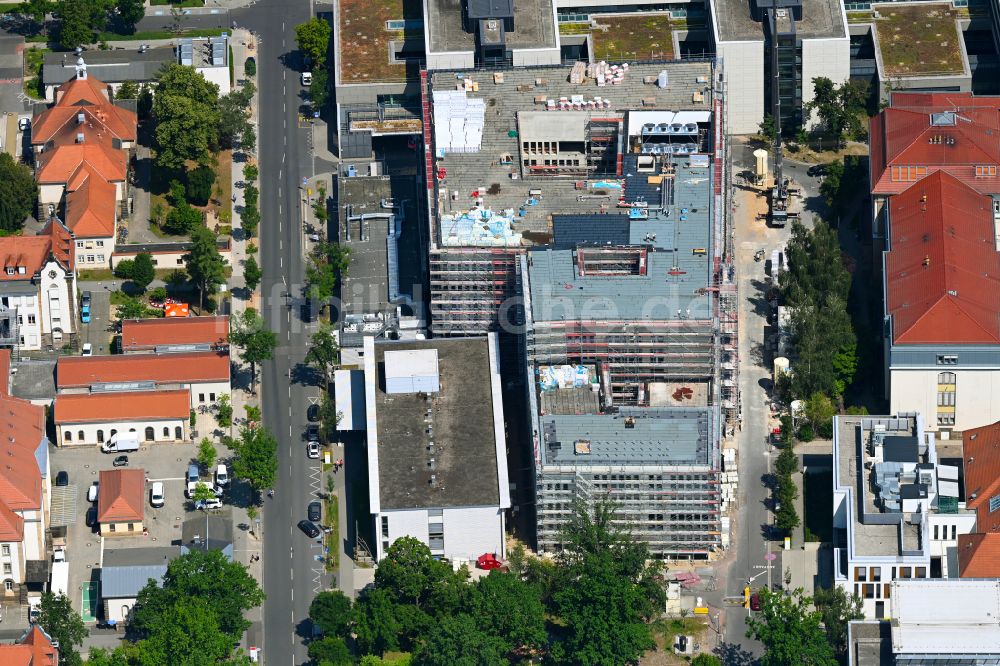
<box><xmin>765</xmin><ymin>552</ymin><xmax>777</xmax><ymax>561</ymax></box>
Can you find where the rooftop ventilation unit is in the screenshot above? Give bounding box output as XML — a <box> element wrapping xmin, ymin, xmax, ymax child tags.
<box><xmin>76</xmin><ymin>112</ymin><xmax>85</xmax><ymax>125</ymax></box>
<box><xmin>75</xmin><ymin>133</ymin><xmax>84</xmax><ymax>143</ymax></box>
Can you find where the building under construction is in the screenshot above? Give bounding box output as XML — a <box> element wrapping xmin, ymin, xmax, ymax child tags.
<box><xmin>523</xmin><ymin>158</ymin><xmax>728</xmax><ymax>560</ymax></box>
<box><xmin>422</xmin><ymin>60</ymin><xmax>719</xmax><ymax>338</ymax></box>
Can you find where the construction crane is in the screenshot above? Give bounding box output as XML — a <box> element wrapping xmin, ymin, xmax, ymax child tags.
<box><xmin>755</xmin><ymin>0</ymin><xmax>802</xmax><ymax>227</ymax></box>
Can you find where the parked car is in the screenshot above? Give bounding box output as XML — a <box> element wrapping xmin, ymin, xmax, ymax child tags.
<box><xmin>307</xmin><ymin>501</ymin><xmax>321</xmax><ymax>523</ymax></box>
<box><xmin>81</xmin><ymin>343</ymin><xmax>92</xmax><ymax>356</ymax></box>
<box><xmin>150</xmin><ymin>482</ymin><xmax>164</xmax><ymax>508</ymax></box>
<box><xmin>87</xmin><ymin>482</ymin><xmax>99</xmax><ymax>503</ymax></box>
<box><xmin>298</xmin><ymin>520</ymin><xmax>321</xmax><ymax>538</ymax></box>
<box><xmin>750</xmin><ymin>592</ymin><xmax>761</xmax><ymax>612</ymax></box>
<box><xmin>80</xmin><ymin>304</ymin><xmax>91</xmax><ymax>324</ymax></box>
<box><xmin>17</xmin><ymin>117</ymin><xmax>29</xmax><ymax>132</ymax></box>
<box><xmin>112</xmin><ymin>455</ymin><xmax>129</xmax><ymax>467</ymax></box>
<box><xmin>307</xmin><ymin>404</ymin><xmax>319</xmax><ymax>422</ymax></box>
<box><xmin>215</xmin><ymin>464</ymin><xmax>229</xmax><ymax>487</ymax></box>
<box><xmin>307</xmin><ymin>442</ymin><xmax>321</xmax><ymax>459</ymax></box>
<box><xmin>81</xmin><ymin>290</ymin><xmax>91</xmax><ymax>306</ymax></box>
<box><xmin>55</xmin><ymin>471</ymin><xmax>69</xmax><ymax>487</ymax></box>
<box><xmin>306</xmin><ymin>424</ymin><xmax>320</xmax><ymax>441</ymax></box>
<box><xmin>301</xmin><ymin>71</ymin><xmax>312</xmax><ymax>86</ymax></box>
<box><xmin>86</xmin><ymin>506</ymin><xmax>98</xmax><ymax>531</ymax></box>
<box><xmin>195</xmin><ymin>496</ymin><xmax>223</xmax><ymax>510</ymax></box>
<box><xmin>807</xmin><ymin>164</ymin><xmax>828</xmax><ymax>178</ymax></box>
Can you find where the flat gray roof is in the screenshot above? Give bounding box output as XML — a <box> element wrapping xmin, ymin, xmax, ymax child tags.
<box><xmin>336</xmin><ymin>175</ymin><xmax>423</xmax><ymax>326</ymax></box>
<box><xmin>43</xmin><ymin>47</ymin><xmax>173</xmax><ymax>86</ymax></box>
<box><xmin>429</xmin><ymin>60</ymin><xmax>714</xmax><ymax>243</ymax></box>
<box><xmin>892</xmin><ymin>579</ymin><xmax>1000</xmax><ymax>655</ymax></box>
<box><xmin>101</xmin><ymin>546</ymin><xmax>180</xmax><ymax>598</ymax></box>
<box><xmin>540</xmin><ymin>407</ymin><xmax>712</xmax><ymax>467</ymax></box>
<box><xmin>848</xmin><ymin>621</ymin><xmax>892</xmax><ymax>666</ymax></box>
<box><xmin>372</xmin><ymin>337</ymin><xmax>502</xmax><ymax>510</ymax></box>
<box><xmin>712</xmin><ymin>0</ymin><xmax>845</xmax><ymax>42</ymax></box>
<box><xmin>427</xmin><ymin>0</ymin><xmax>556</xmax><ymax>53</ymax></box>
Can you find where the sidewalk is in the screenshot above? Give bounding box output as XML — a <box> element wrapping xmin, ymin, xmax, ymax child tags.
<box><xmin>218</xmin><ymin>27</ymin><xmax>263</xmax><ymax>651</ymax></box>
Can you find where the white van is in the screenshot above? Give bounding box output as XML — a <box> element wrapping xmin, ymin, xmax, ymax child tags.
<box><xmin>215</xmin><ymin>464</ymin><xmax>229</xmax><ymax>487</ymax></box>
<box><xmin>102</xmin><ymin>434</ymin><xmax>140</xmax><ymax>453</ymax></box>
<box><xmin>150</xmin><ymin>482</ymin><xmax>164</xmax><ymax>508</ymax></box>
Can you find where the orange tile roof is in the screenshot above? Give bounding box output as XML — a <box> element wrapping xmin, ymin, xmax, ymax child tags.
<box><xmin>98</xmin><ymin>468</ymin><xmax>144</xmax><ymax>523</ymax></box>
<box><xmin>964</xmin><ymin>422</ymin><xmax>1000</xmax><ymax>522</ymax></box>
<box><xmin>0</xmin><ymin>626</ymin><xmax>58</xmax><ymax>666</ymax></box>
<box><xmin>958</xmin><ymin>532</ymin><xmax>1000</xmax><ymax>578</ymax></box>
<box><xmin>32</xmin><ymin>104</ymin><xmax>136</xmax><ymax>147</ymax></box>
<box><xmin>35</xmin><ymin>142</ymin><xmax>126</xmax><ymax>185</ymax></box>
<box><xmin>64</xmin><ymin>164</ymin><xmax>117</xmax><ymax>238</ymax></box>
<box><xmin>0</xmin><ymin>394</ymin><xmax>46</xmax><ymax>514</ymax></box>
<box><xmin>870</xmin><ymin>92</ymin><xmax>1000</xmax><ymax>196</ymax></box>
<box><xmin>54</xmin><ymin>389</ymin><xmax>191</xmax><ymax>424</ymax></box>
<box><xmin>885</xmin><ymin>171</ymin><xmax>1000</xmax><ymax>344</ymax></box>
<box><xmin>0</xmin><ymin>498</ymin><xmax>24</xmax><ymax>541</ymax></box>
<box><xmin>57</xmin><ymin>351</ymin><xmax>230</xmax><ymax>388</ymax></box>
<box><xmin>121</xmin><ymin>316</ymin><xmax>230</xmax><ymax>352</ymax></box>
<box><xmin>0</xmin><ymin>219</ymin><xmax>75</xmax><ymax>281</ymax></box>
<box><xmin>55</xmin><ymin>75</ymin><xmax>112</xmax><ymax>107</ymax></box>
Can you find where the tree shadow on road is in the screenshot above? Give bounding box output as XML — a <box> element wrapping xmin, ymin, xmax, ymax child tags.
<box><xmin>716</xmin><ymin>640</ymin><xmax>758</xmax><ymax>666</ymax></box>
<box><xmin>290</xmin><ymin>362</ymin><xmax>323</xmax><ymax>388</ymax></box>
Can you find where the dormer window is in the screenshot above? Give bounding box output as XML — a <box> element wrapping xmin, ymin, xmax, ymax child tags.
<box><xmin>975</xmin><ymin>165</ymin><xmax>997</xmax><ymax>177</ymax></box>
<box><xmin>17</xmin><ymin>267</ymin><xmax>25</xmax><ymax>275</ymax></box>
<box><xmin>891</xmin><ymin>166</ymin><xmax>927</xmax><ymax>182</ymax></box>
<box><xmin>4</xmin><ymin>268</ymin><xmax>14</xmax><ymax>276</ymax></box>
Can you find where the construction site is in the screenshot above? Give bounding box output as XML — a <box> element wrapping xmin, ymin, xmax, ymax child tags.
<box><xmin>418</xmin><ymin>58</ymin><xmax>739</xmax><ymax>559</ymax></box>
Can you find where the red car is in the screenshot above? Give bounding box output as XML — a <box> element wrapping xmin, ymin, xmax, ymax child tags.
<box><xmin>749</xmin><ymin>592</ymin><xmax>761</xmax><ymax>611</ymax></box>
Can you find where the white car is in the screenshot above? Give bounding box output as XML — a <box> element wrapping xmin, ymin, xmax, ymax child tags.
<box><xmin>215</xmin><ymin>464</ymin><xmax>229</xmax><ymax>487</ymax></box>
<box><xmin>307</xmin><ymin>441</ymin><xmax>321</xmax><ymax>459</ymax></box>
<box><xmin>87</xmin><ymin>481</ymin><xmax>99</xmax><ymax>503</ymax></box>
<box><xmin>17</xmin><ymin>117</ymin><xmax>29</xmax><ymax>132</ymax></box>
<box><xmin>150</xmin><ymin>481</ymin><xmax>164</xmax><ymax>508</ymax></box>
<box><xmin>301</xmin><ymin>71</ymin><xmax>312</xmax><ymax>86</ymax></box>
<box><xmin>81</xmin><ymin>343</ymin><xmax>93</xmax><ymax>356</ymax></box>
<box><xmin>195</xmin><ymin>496</ymin><xmax>223</xmax><ymax>510</ymax></box>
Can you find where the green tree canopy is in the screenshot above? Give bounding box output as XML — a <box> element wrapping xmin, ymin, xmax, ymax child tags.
<box><xmin>0</xmin><ymin>153</ymin><xmax>36</xmax><ymax>234</ymax></box>
<box><xmin>197</xmin><ymin>437</ymin><xmax>217</xmax><ymax>470</ymax></box>
<box><xmin>218</xmin><ymin>83</ymin><xmax>255</xmax><ymax>150</ymax></box>
<box><xmin>305</xmin><ymin>323</ymin><xmax>340</xmax><ymax>382</ymax></box>
<box><xmin>305</xmin><ymin>242</ymin><xmax>350</xmax><ymax>306</ymax></box>
<box><xmin>130</xmin><ymin>549</ymin><xmax>264</xmax><ymax>640</ymax></box>
<box><xmin>228</xmin><ymin>308</ymin><xmax>277</xmax><ymax>394</ymax></box>
<box><xmin>243</xmin><ymin>254</ymin><xmax>261</xmax><ymax>292</ymax></box>
<box><xmin>308</xmin><ymin>636</ymin><xmax>352</xmax><ymax>665</ymax></box>
<box><xmin>353</xmin><ymin>587</ymin><xmax>402</xmax><ymax>657</ymax></box>
<box><xmin>115</xmin><ymin>80</ymin><xmax>140</xmax><ymax>101</ymax></box>
<box><xmin>38</xmin><ymin>591</ymin><xmax>88</xmax><ymax>666</ymax></box>
<box><xmin>230</xmin><ymin>424</ymin><xmax>278</xmax><ymax>492</ymax></box>
<box><xmin>805</xmin><ymin>77</ymin><xmax>870</xmax><ymax>148</ymax></box>
<box><xmin>56</xmin><ymin>0</ymin><xmax>94</xmax><ymax>49</ymax></box>
<box><xmin>130</xmin><ymin>596</ymin><xmax>238</xmax><ymax>664</ymax></box>
<box><xmin>746</xmin><ymin>588</ymin><xmax>837</xmax><ymax>666</ymax></box>
<box><xmin>691</xmin><ymin>655</ymin><xmax>723</xmax><ymax>666</ymax></box>
<box><xmin>164</xmin><ymin>202</ymin><xmax>203</xmax><ymax>236</ymax></box>
<box><xmin>813</xmin><ymin>586</ymin><xmax>864</xmax><ymax>658</ymax></box>
<box><xmin>183</xmin><ymin>226</ymin><xmax>226</xmax><ymax>311</ymax></box>
<box><xmin>114</xmin><ymin>0</ymin><xmax>144</xmax><ymax>33</ymax></box>
<box><xmin>412</xmin><ymin>614</ymin><xmax>508</xmax><ymax>666</ymax></box>
<box><xmin>310</xmin><ymin>590</ymin><xmax>353</xmax><ymax>638</ymax></box>
<box><xmin>153</xmin><ymin>65</ymin><xmax>220</xmax><ymax>169</ymax></box>
<box><xmin>295</xmin><ymin>17</ymin><xmax>332</xmax><ymax>65</ymax></box>
<box><xmin>468</xmin><ymin>571</ymin><xmax>547</xmax><ymax>659</ymax></box>
<box><xmin>130</xmin><ymin>252</ymin><xmax>155</xmax><ymax>292</ymax></box>
<box><xmin>186</xmin><ymin>165</ymin><xmax>216</xmax><ymax>206</ymax></box>
<box><xmin>375</xmin><ymin>537</ymin><xmax>459</xmax><ymax>609</ymax></box>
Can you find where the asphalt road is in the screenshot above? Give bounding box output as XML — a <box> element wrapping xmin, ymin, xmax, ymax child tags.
<box><xmin>233</xmin><ymin>1</ymin><xmax>325</xmax><ymax>662</ymax></box>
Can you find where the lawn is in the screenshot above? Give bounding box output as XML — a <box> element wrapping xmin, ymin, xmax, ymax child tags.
<box><xmin>338</xmin><ymin>0</ymin><xmax>414</xmax><ymax>83</ymax></box>
<box><xmin>146</xmin><ymin>151</ymin><xmax>232</xmax><ymax>237</ymax></box>
<box><xmin>589</xmin><ymin>14</ymin><xmax>675</xmax><ymax>62</ymax></box>
<box><xmin>22</xmin><ymin>47</ymin><xmax>47</xmax><ymax>100</ymax></box>
<box><xmin>873</xmin><ymin>3</ymin><xmax>965</xmax><ymax>76</ymax></box>
<box><xmin>803</xmin><ymin>470</ymin><xmax>833</xmax><ymax>543</ymax></box>
<box><xmin>324</xmin><ymin>493</ymin><xmax>340</xmax><ymax>572</ymax></box>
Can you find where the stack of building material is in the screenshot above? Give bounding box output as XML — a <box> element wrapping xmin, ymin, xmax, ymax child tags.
<box><xmin>720</xmin><ymin>448</ymin><xmax>738</xmax><ymax>514</ymax></box>
<box><xmin>569</xmin><ymin>61</ymin><xmax>586</xmax><ymax>84</ymax></box>
<box><xmin>432</xmin><ymin>90</ymin><xmax>485</xmax><ymax>153</ymax></box>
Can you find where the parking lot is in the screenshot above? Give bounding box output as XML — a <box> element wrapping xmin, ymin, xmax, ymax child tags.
<box><xmin>49</xmin><ymin>439</ymin><xmax>231</xmax><ymax>618</ymax></box>
<box><xmin>76</xmin><ymin>283</ymin><xmax>113</xmax><ymax>354</ymax></box>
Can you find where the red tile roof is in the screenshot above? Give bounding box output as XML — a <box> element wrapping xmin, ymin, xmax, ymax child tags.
<box><xmin>35</xmin><ymin>142</ymin><xmax>126</xmax><ymax>185</ymax></box>
<box><xmin>870</xmin><ymin>92</ymin><xmax>1000</xmax><ymax>196</ymax></box>
<box><xmin>98</xmin><ymin>468</ymin><xmax>144</xmax><ymax>523</ymax></box>
<box><xmin>32</xmin><ymin>104</ymin><xmax>136</xmax><ymax>147</ymax></box>
<box><xmin>0</xmin><ymin>499</ymin><xmax>24</xmax><ymax>542</ymax></box>
<box><xmin>64</xmin><ymin>164</ymin><xmax>117</xmax><ymax>238</ymax></box>
<box><xmin>0</xmin><ymin>219</ymin><xmax>75</xmax><ymax>281</ymax></box>
<box><xmin>885</xmin><ymin>171</ymin><xmax>1000</xmax><ymax>345</ymax></box>
<box><xmin>57</xmin><ymin>350</ymin><xmax>230</xmax><ymax>388</ymax></box>
<box><xmin>0</xmin><ymin>394</ymin><xmax>46</xmax><ymax>514</ymax></box>
<box><xmin>957</xmin><ymin>421</ymin><xmax>1000</xmax><ymax>578</ymax></box>
<box><xmin>121</xmin><ymin>316</ymin><xmax>230</xmax><ymax>352</ymax></box>
<box><xmin>958</xmin><ymin>532</ymin><xmax>1000</xmax><ymax>578</ymax></box>
<box><xmin>0</xmin><ymin>626</ymin><xmax>59</xmax><ymax>666</ymax></box>
<box><xmin>54</xmin><ymin>389</ymin><xmax>191</xmax><ymax>424</ymax></box>
<box><xmin>55</xmin><ymin>75</ymin><xmax>112</xmax><ymax>107</ymax></box>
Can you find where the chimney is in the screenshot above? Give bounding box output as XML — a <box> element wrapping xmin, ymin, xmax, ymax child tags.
<box><xmin>430</xmin><ymin>474</ymin><xmax>437</xmax><ymax>488</ymax></box>
<box><xmin>77</xmin><ymin>112</ymin><xmax>85</xmax><ymax>125</ymax></box>
<box><xmin>923</xmin><ymin>255</ymin><xmax>931</xmax><ymax>267</ymax></box>
<box><xmin>76</xmin><ymin>133</ymin><xmax>84</xmax><ymax>144</ymax></box>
